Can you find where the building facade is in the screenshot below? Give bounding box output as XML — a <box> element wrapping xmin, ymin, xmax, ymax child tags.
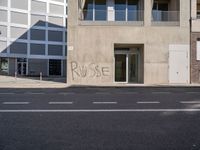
<box><xmin>191</xmin><ymin>0</ymin><xmax>200</xmax><ymax>84</ymax></box>
<box><xmin>0</xmin><ymin>0</ymin><xmax>67</xmax><ymax>77</ymax></box>
<box><xmin>67</xmin><ymin>0</ymin><xmax>190</xmax><ymax>85</ymax></box>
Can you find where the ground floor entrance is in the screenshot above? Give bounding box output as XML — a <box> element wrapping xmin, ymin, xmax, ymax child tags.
<box><xmin>114</xmin><ymin>47</ymin><xmax>143</xmax><ymax>83</ymax></box>
<box><xmin>17</xmin><ymin>58</ymin><xmax>27</xmax><ymax>76</ymax></box>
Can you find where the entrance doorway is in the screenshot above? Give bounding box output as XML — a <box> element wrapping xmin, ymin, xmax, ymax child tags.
<box><xmin>49</xmin><ymin>59</ymin><xmax>61</xmax><ymax>76</ymax></box>
<box><xmin>17</xmin><ymin>58</ymin><xmax>27</xmax><ymax>76</ymax></box>
<box><xmin>115</xmin><ymin>50</ymin><xmax>140</xmax><ymax>83</ymax></box>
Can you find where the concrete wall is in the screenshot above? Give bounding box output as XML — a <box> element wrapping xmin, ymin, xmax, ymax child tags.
<box><xmin>67</xmin><ymin>0</ymin><xmax>190</xmax><ymax>85</ymax></box>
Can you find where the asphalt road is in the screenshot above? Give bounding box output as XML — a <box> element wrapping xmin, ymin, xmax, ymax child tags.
<box><xmin>0</xmin><ymin>87</ymin><xmax>200</xmax><ymax>150</ymax></box>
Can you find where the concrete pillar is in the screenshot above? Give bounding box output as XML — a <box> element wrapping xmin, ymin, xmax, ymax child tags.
<box><xmin>144</xmin><ymin>0</ymin><xmax>152</xmax><ymax>26</ymax></box>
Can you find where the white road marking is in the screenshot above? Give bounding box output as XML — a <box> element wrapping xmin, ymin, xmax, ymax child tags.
<box><xmin>58</xmin><ymin>92</ymin><xmax>75</xmax><ymax>95</ymax></box>
<box><xmin>1</xmin><ymin>109</ymin><xmax>200</xmax><ymax>112</ymax></box>
<box><xmin>2</xmin><ymin>102</ymin><xmax>30</xmax><ymax>105</ymax></box>
<box><xmin>118</xmin><ymin>92</ymin><xmax>138</xmax><ymax>94</ymax></box>
<box><xmin>180</xmin><ymin>101</ymin><xmax>200</xmax><ymax>104</ymax></box>
<box><xmin>93</xmin><ymin>102</ymin><xmax>117</xmax><ymax>104</ymax></box>
<box><xmin>137</xmin><ymin>101</ymin><xmax>160</xmax><ymax>104</ymax></box>
<box><xmin>0</xmin><ymin>93</ymin><xmax>15</xmax><ymax>95</ymax></box>
<box><xmin>48</xmin><ymin>102</ymin><xmax>73</xmax><ymax>105</ymax></box>
<box><xmin>25</xmin><ymin>92</ymin><xmax>45</xmax><ymax>95</ymax></box>
<box><xmin>95</xmin><ymin>92</ymin><xmax>110</xmax><ymax>95</ymax></box>
<box><xmin>152</xmin><ymin>92</ymin><xmax>171</xmax><ymax>94</ymax></box>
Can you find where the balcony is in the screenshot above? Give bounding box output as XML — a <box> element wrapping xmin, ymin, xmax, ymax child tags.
<box><xmin>152</xmin><ymin>10</ymin><xmax>180</xmax><ymax>26</ymax></box>
<box><xmin>82</xmin><ymin>9</ymin><xmax>143</xmax><ymax>22</ymax></box>
<box><xmin>79</xmin><ymin>0</ymin><xmax>144</xmax><ymax>26</ymax></box>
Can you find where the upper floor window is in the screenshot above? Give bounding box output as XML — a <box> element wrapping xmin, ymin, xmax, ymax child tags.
<box><xmin>81</xmin><ymin>0</ymin><xmax>144</xmax><ymax>21</ymax></box>
<box><xmin>152</xmin><ymin>0</ymin><xmax>179</xmax><ymax>22</ymax></box>
<box><xmin>83</xmin><ymin>0</ymin><xmax>107</xmax><ymax>21</ymax></box>
<box><xmin>115</xmin><ymin>0</ymin><xmax>142</xmax><ymax>21</ymax></box>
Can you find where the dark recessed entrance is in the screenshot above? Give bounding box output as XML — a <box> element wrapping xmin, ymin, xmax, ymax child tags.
<box><xmin>114</xmin><ymin>45</ymin><xmax>143</xmax><ymax>83</ymax></box>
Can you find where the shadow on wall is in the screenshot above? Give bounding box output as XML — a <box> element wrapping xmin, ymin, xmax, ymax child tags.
<box><xmin>0</xmin><ymin>20</ymin><xmax>67</xmax><ymax>82</ymax></box>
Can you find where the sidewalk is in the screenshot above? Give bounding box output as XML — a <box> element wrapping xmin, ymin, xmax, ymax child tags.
<box><xmin>0</xmin><ymin>75</ymin><xmax>200</xmax><ymax>88</ymax></box>
<box><xmin>0</xmin><ymin>75</ymin><xmax>68</xmax><ymax>88</ymax></box>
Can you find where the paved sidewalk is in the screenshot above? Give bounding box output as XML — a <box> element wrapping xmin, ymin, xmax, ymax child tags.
<box><xmin>0</xmin><ymin>75</ymin><xmax>68</xmax><ymax>88</ymax></box>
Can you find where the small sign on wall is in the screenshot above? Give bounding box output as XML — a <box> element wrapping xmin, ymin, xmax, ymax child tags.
<box><xmin>197</xmin><ymin>41</ymin><xmax>200</xmax><ymax>60</ymax></box>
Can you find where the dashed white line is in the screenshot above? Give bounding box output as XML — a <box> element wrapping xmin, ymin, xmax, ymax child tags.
<box><xmin>152</xmin><ymin>92</ymin><xmax>171</xmax><ymax>94</ymax></box>
<box><xmin>25</xmin><ymin>92</ymin><xmax>45</xmax><ymax>95</ymax></box>
<box><xmin>137</xmin><ymin>101</ymin><xmax>160</xmax><ymax>104</ymax></box>
<box><xmin>95</xmin><ymin>92</ymin><xmax>110</xmax><ymax>95</ymax></box>
<box><xmin>48</xmin><ymin>102</ymin><xmax>73</xmax><ymax>105</ymax></box>
<box><xmin>118</xmin><ymin>92</ymin><xmax>138</xmax><ymax>94</ymax></box>
<box><xmin>93</xmin><ymin>102</ymin><xmax>117</xmax><ymax>104</ymax></box>
<box><xmin>2</xmin><ymin>102</ymin><xmax>30</xmax><ymax>105</ymax></box>
<box><xmin>180</xmin><ymin>101</ymin><xmax>200</xmax><ymax>104</ymax></box>
<box><xmin>58</xmin><ymin>92</ymin><xmax>75</xmax><ymax>95</ymax></box>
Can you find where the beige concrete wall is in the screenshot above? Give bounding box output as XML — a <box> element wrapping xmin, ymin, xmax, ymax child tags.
<box><xmin>67</xmin><ymin>0</ymin><xmax>190</xmax><ymax>85</ymax></box>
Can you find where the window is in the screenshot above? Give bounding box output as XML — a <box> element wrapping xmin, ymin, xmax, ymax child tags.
<box><xmin>95</xmin><ymin>0</ymin><xmax>107</xmax><ymax>20</ymax></box>
<box><xmin>30</xmin><ymin>44</ymin><xmax>45</xmax><ymax>55</ymax></box>
<box><xmin>115</xmin><ymin>0</ymin><xmax>126</xmax><ymax>21</ymax></box>
<box><xmin>0</xmin><ymin>10</ymin><xmax>7</xmax><ymax>22</ymax></box>
<box><xmin>48</xmin><ymin>31</ymin><xmax>63</xmax><ymax>42</ymax></box>
<box><xmin>83</xmin><ymin>0</ymin><xmax>107</xmax><ymax>21</ymax></box>
<box><xmin>49</xmin><ymin>60</ymin><xmax>61</xmax><ymax>76</ymax></box>
<box><xmin>152</xmin><ymin>2</ymin><xmax>168</xmax><ymax>21</ymax></box>
<box><xmin>0</xmin><ymin>58</ymin><xmax>8</xmax><ymax>75</ymax></box>
<box><xmin>48</xmin><ymin>16</ymin><xmax>63</xmax><ymax>28</ymax></box>
<box><xmin>0</xmin><ymin>26</ymin><xmax>7</xmax><ymax>38</ymax></box>
<box><xmin>11</xmin><ymin>12</ymin><xmax>28</xmax><ymax>25</ymax></box>
<box><xmin>31</xmin><ymin>14</ymin><xmax>46</xmax><ymax>26</ymax></box>
<box><xmin>115</xmin><ymin>0</ymin><xmax>141</xmax><ymax>21</ymax></box>
<box><xmin>0</xmin><ymin>41</ymin><xmax>7</xmax><ymax>53</ymax></box>
<box><xmin>30</xmin><ymin>29</ymin><xmax>45</xmax><ymax>41</ymax></box>
<box><xmin>31</xmin><ymin>0</ymin><xmax>47</xmax><ymax>13</ymax></box>
<box><xmin>48</xmin><ymin>45</ymin><xmax>63</xmax><ymax>56</ymax></box>
<box><xmin>11</xmin><ymin>27</ymin><xmax>27</xmax><ymax>39</ymax></box>
<box><xmin>83</xmin><ymin>0</ymin><xmax>93</xmax><ymax>20</ymax></box>
<box><xmin>10</xmin><ymin>42</ymin><xmax>27</xmax><ymax>54</ymax></box>
<box><xmin>49</xmin><ymin>4</ymin><xmax>64</xmax><ymax>15</ymax></box>
<box><xmin>11</xmin><ymin>0</ymin><xmax>28</xmax><ymax>10</ymax></box>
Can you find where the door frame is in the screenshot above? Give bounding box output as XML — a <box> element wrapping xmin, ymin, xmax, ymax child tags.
<box><xmin>15</xmin><ymin>58</ymin><xmax>28</xmax><ymax>76</ymax></box>
<box><xmin>114</xmin><ymin>50</ymin><xmax>140</xmax><ymax>83</ymax></box>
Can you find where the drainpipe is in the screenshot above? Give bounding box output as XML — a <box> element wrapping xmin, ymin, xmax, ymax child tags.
<box><xmin>190</xmin><ymin>0</ymin><xmax>192</xmax><ymax>84</ymax></box>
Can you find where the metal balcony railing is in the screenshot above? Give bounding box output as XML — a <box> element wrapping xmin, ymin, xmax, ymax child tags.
<box><xmin>115</xmin><ymin>10</ymin><xmax>144</xmax><ymax>21</ymax></box>
<box><xmin>82</xmin><ymin>9</ymin><xmax>144</xmax><ymax>22</ymax></box>
<box><xmin>152</xmin><ymin>10</ymin><xmax>180</xmax><ymax>22</ymax></box>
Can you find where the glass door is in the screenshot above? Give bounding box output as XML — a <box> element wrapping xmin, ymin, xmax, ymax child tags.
<box><xmin>115</xmin><ymin>54</ymin><xmax>127</xmax><ymax>82</ymax></box>
<box><xmin>17</xmin><ymin>58</ymin><xmax>27</xmax><ymax>76</ymax></box>
<box><xmin>128</xmin><ymin>54</ymin><xmax>139</xmax><ymax>83</ymax></box>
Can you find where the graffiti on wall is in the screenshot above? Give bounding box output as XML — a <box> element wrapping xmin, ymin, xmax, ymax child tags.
<box><xmin>71</xmin><ymin>61</ymin><xmax>110</xmax><ymax>80</ymax></box>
